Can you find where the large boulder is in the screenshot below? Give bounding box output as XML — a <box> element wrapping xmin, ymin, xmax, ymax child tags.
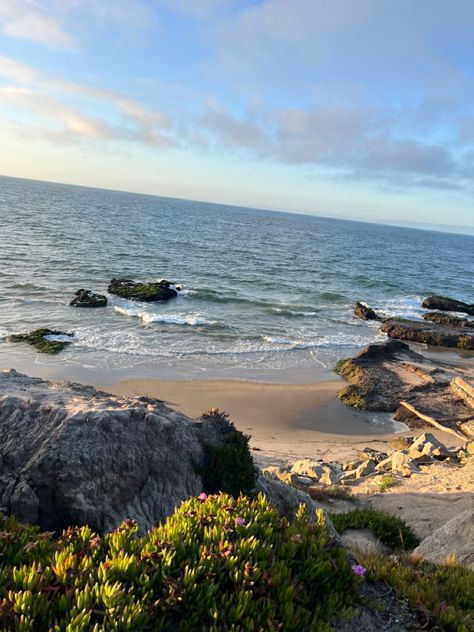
<box><xmin>381</xmin><ymin>318</ymin><xmax>474</xmax><ymax>350</ymax></box>
<box><xmin>70</xmin><ymin>289</ymin><xmax>107</xmax><ymax>307</ymax></box>
<box><xmin>423</xmin><ymin>312</ymin><xmax>473</xmax><ymax>329</ymax></box>
<box><xmin>0</xmin><ymin>370</ymin><xmax>232</xmax><ymax>533</ymax></box>
<box><xmin>108</xmin><ymin>278</ymin><xmax>178</xmax><ymax>302</ymax></box>
<box><xmin>413</xmin><ymin>510</ymin><xmax>474</xmax><ymax>569</ymax></box>
<box><xmin>354</xmin><ymin>302</ymin><xmax>380</xmax><ymax>321</ymax></box>
<box><xmin>422</xmin><ymin>295</ymin><xmax>474</xmax><ymax>316</ymax></box>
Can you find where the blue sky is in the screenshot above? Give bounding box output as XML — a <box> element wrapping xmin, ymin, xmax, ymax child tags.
<box><xmin>0</xmin><ymin>1</ymin><xmax>473</xmax><ymax>231</ymax></box>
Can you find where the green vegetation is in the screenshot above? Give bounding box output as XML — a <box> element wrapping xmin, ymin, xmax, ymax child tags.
<box><xmin>108</xmin><ymin>280</ymin><xmax>177</xmax><ymax>302</ymax></box>
<box><xmin>0</xmin><ymin>495</ymin><xmax>358</xmax><ymax>631</ymax></box>
<box><xmin>200</xmin><ymin>419</ymin><xmax>258</xmax><ymax>497</ymax></box>
<box><xmin>331</xmin><ymin>508</ymin><xmax>419</xmax><ymax>550</ymax></box>
<box><xmin>338</xmin><ymin>385</ymin><xmax>365</xmax><ymax>409</ymax></box>
<box><xmin>377</xmin><ymin>474</ymin><xmax>399</xmax><ymax>493</ymax></box>
<box><xmin>334</xmin><ymin>358</ymin><xmax>355</xmax><ymax>378</ymax></box>
<box><xmin>360</xmin><ymin>552</ymin><xmax>474</xmax><ymax>632</ymax></box>
<box><xmin>9</xmin><ymin>328</ymin><xmax>73</xmax><ymax>354</ymax></box>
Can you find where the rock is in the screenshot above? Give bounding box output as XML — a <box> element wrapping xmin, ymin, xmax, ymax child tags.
<box><xmin>108</xmin><ymin>278</ymin><xmax>178</xmax><ymax>302</ymax></box>
<box><xmin>70</xmin><ymin>289</ymin><xmax>107</xmax><ymax>307</ymax></box>
<box><xmin>340</xmin><ymin>529</ymin><xmax>391</xmax><ymax>555</ymax></box>
<box><xmin>381</xmin><ymin>318</ymin><xmax>474</xmax><ymax>350</ymax></box>
<box><xmin>388</xmin><ymin>436</ymin><xmax>414</xmax><ymax>451</ymax></box>
<box><xmin>465</xmin><ymin>441</ymin><xmax>474</xmax><ymax>456</ymax></box>
<box><xmin>354</xmin><ymin>302</ymin><xmax>380</xmax><ymax>321</ymax></box>
<box><xmin>460</xmin><ymin>420</ymin><xmax>474</xmax><ymax>439</ymax></box>
<box><xmin>8</xmin><ymin>328</ymin><xmax>74</xmax><ymax>354</ymax></box>
<box><xmin>359</xmin><ymin>448</ymin><xmax>388</xmax><ymax>463</ymax></box>
<box><xmin>319</xmin><ymin>468</ymin><xmax>341</xmax><ymax>486</ymax></box>
<box><xmin>422</xmin><ymin>295</ymin><xmax>474</xmax><ymax>316</ymax></box>
<box><xmin>391</xmin><ymin>451</ymin><xmax>419</xmax><ymax>477</ymax></box>
<box><xmin>339</xmin><ymin>471</ymin><xmax>357</xmax><ymax>483</ymax></box>
<box><xmin>0</xmin><ymin>369</ymin><xmax>235</xmax><ymax>534</ymax></box>
<box><xmin>290</xmin><ymin>459</ymin><xmax>324</xmax><ymax>479</ymax></box>
<box><xmin>255</xmin><ymin>476</ymin><xmax>338</xmax><ymax>539</ymax></box>
<box><xmin>414</xmin><ymin>510</ymin><xmax>474</xmax><ymax>570</ymax></box>
<box><xmin>355</xmin><ymin>459</ymin><xmax>376</xmax><ymax>479</ymax></box>
<box><xmin>375</xmin><ymin>456</ymin><xmax>394</xmax><ymax>473</ymax></box>
<box><xmin>423</xmin><ymin>312</ymin><xmax>473</xmax><ymax>328</ymax></box>
<box><xmin>262</xmin><ymin>466</ymin><xmax>287</xmax><ymax>480</ymax></box>
<box><xmin>342</xmin><ymin>460</ymin><xmax>363</xmax><ymax>472</ymax></box>
<box><xmin>296</xmin><ymin>476</ymin><xmax>314</xmax><ymax>487</ymax></box>
<box><xmin>408</xmin><ymin>432</ymin><xmax>449</xmax><ymax>460</ymax></box>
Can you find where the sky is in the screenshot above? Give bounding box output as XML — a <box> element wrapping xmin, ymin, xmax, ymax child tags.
<box><xmin>0</xmin><ymin>1</ymin><xmax>473</xmax><ymax>232</ymax></box>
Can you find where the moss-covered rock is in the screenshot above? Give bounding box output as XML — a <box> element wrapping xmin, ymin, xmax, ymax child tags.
<box><xmin>70</xmin><ymin>288</ymin><xmax>107</xmax><ymax>307</ymax></box>
<box><xmin>108</xmin><ymin>278</ymin><xmax>178</xmax><ymax>302</ymax></box>
<box><xmin>8</xmin><ymin>328</ymin><xmax>73</xmax><ymax>354</ymax></box>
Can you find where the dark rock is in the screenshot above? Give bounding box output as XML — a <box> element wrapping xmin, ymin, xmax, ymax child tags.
<box><xmin>0</xmin><ymin>370</ymin><xmax>233</xmax><ymax>534</ymax></box>
<box><xmin>423</xmin><ymin>311</ymin><xmax>473</xmax><ymax>328</ymax></box>
<box><xmin>108</xmin><ymin>278</ymin><xmax>178</xmax><ymax>302</ymax></box>
<box><xmin>8</xmin><ymin>328</ymin><xmax>73</xmax><ymax>354</ymax></box>
<box><xmin>354</xmin><ymin>302</ymin><xmax>380</xmax><ymax>321</ymax></box>
<box><xmin>422</xmin><ymin>295</ymin><xmax>474</xmax><ymax>316</ymax></box>
<box><xmin>381</xmin><ymin>318</ymin><xmax>474</xmax><ymax>350</ymax></box>
<box><xmin>70</xmin><ymin>289</ymin><xmax>107</xmax><ymax>308</ymax></box>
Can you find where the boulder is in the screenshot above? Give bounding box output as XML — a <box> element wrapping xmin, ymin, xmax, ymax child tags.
<box><xmin>343</xmin><ymin>460</ymin><xmax>363</xmax><ymax>472</ymax></box>
<box><xmin>261</xmin><ymin>466</ymin><xmax>287</xmax><ymax>481</ymax></box>
<box><xmin>381</xmin><ymin>318</ymin><xmax>474</xmax><ymax>350</ymax></box>
<box><xmin>413</xmin><ymin>510</ymin><xmax>474</xmax><ymax>570</ymax></box>
<box><xmin>423</xmin><ymin>312</ymin><xmax>473</xmax><ymax>328</ymax></box>
<box><xmin>108</xmin><ymin>278</ymin><xmax>178</xmax><ymax>302</ymax></box>
<box><xmin>0</xmin><ymin>370</ymin><xmax>234</xmax><ymax>534</ymax></box>
<box><xmin>340</xmin><ymin>529</ymin><xmax>391</xmax><ymax>555</ymax></box>
<box><xmin>354</xmin><ymin>302</ymin><xmax>380</xmax><ymax>321</ymax></box>
<box><xmin>8</xmin><ymin>328</ymin><xmax>74</xmax><ymax>354</ymax></box>
<box><xmin>391</xmin><ymin>451</ymin><xmax>419</xmax><ymax>477</ymax></box>
<box><xmin>408</xmin><ymin>432</ymin><xmax>449</xmax><ymax>460</ymax></box>
<box><xmin>319</xmin><ymin>468</ymin><xmax>341</xmax><ymax>486</ymax></box>
<box><xmin>290</xmin><ymin>459</ymin><xmax>324</xmax><ymax>479</ymax></box>
<box><xmin>422</xmin><ymin>295</ymin><xmax>474</xmax><ymax>316</ymax></box>
<box><xmin>359</xmin><ymin>448</ymin><xmax>388</xmax><ymax>463</ymax></box>
<box><xmin>354</xmin><ymin>459</ymin><xmax>376</xmax><ymax>479</ymax></box>
<box><xmin>388</xmin><ymin>436</ymin><xmax>414</xmax><ymax>451</ymax></box>
<box><xmin>375</xmin><ymin>456</ymin><xmax>394</xmax><ymax>473</ymax></box>
<box><xmin>70</xmin><ymin>289</ymin><xmax>107</xmax><ymax>307</ymax></box>
<box><xmin>460</xmin><ymin>420</ymin><xmax>474</xmax><ymax>439</ymax></box>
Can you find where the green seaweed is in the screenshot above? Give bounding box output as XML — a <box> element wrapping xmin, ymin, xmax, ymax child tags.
<box><xmin>9</xmin><ymin>328</ymin><xmax>73</xmax><ymax>354</ymax></box>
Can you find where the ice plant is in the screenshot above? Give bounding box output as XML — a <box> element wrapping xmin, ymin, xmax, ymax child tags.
<box><xmin>352</xmin><ymin>564</ymin><xmax>366</xmax><ymax>577</ymax></box>
<box><xmin>235</xmin><ymin>517</ymin><xmax>245</xmax><ymax>526</ymax></box>
<box><xmin>197</xmin><ymin>492</ymin><xmax>208</xmax><ymax>501</ymax></box>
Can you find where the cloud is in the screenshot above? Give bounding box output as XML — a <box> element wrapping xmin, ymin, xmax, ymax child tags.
<box><xmin>0</xmin><ymin>0</ymin><xmax>155</xmax><ymax>50</ymax></box>
<box><xmin>0</xmin><ymin>56</ymin><xmax>175</xmax><ymax>148</ymax></box>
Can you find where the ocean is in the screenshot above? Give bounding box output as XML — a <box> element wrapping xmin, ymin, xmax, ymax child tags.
<box><xmin>0</xmin><ymin>175</ymin><xmax>473</xmax><ymax>383</ymax></box>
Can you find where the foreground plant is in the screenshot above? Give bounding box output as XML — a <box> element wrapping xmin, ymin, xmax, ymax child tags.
<box><xmin>0</xmin><ymin>494</ymin><xmax>358</xmax><ymax>631</ymax></box>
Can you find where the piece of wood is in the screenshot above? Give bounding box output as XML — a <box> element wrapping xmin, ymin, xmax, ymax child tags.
<box><xmin>399</xmin><ymin>400</ymin><xmax>469</xmax><ymax>441</ymax></box>
<box><xmin>450</xmin><ymin>377</ymin><xmax>474</xmax><ymax>409</ymax></box>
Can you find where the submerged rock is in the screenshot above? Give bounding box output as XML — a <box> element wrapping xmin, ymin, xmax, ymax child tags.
<box><xmin>8</xmin><ymin>328</ymin><xmax>73</xmax><ymax>354</ymax></box>
<box><xmin>108</xmin><ymin>278</ymin><xmax>178</xmax><ymax>302</ymax></box>
<box><xmin>0</xmin><ymin>370</ymin><xmax>233</xmax><ymax>533</ymax></box>
<box><xmin>381</xmin><ymin>318</ymin><xmax>474</xmax><ymax>350</ymax></box>
<box><xmin>423</xmin><ymin>312</ymin><xmax>473</xmax><ymax>329</ymax></box>
<box><xmin>354</xmin><ymin>302</ymin><xmax>381</xmax><ymax>321</ymax></box>
<box><xmin>422</xmin><ymin>295</ymin><xmax>474</xmax><ymax>316</ymax></box>
<box><xmin>70</xmin><ymin>289</ymin><xmax>107</xmax><ymax>308</ymax></box>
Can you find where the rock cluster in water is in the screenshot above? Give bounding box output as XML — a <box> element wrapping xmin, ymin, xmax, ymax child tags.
<box><xmin>107</xmin><ymin>278</ymin><xmax>179</xmax><ymax>302</ymax></box>
<box><xmin>8</xmin><ymin>328</ymin><xmax>73</xmax><ymax>354</ymax></box>
<box><xmin>70</xmin><ymin>288</ymin><xmax>107</xmax><ymax>307</ymax></box>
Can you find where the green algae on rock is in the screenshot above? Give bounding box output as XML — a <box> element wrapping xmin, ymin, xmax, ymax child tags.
<box><xmin>9</xmin><ymin>328</ymin><xmax>73</xmax><ymax>354</ymax></box>
<box><xmin>108</xmin><ymin>277</ymin><xmax>178</xmax><ymax>302</ymax></box>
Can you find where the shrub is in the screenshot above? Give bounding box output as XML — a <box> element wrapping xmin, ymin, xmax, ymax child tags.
<box><xmin>361</xmin><ymin>552</ymin><xmax>474</xmax><ymax>631</ymax></box>
<box><xmin>377</xmin><ymin>474</ymin><xmax>399</xmax><ymax>493</ymax></box>
<box><xmin>200</xmin><ymin>421</ymin><xmax>258</xmax><ymax>497</ymax></box>
<box><xmin>330</xmin><ymin>508</ymin><xmax>419</xmax><ymax>550</ymax></box>
<box><xmin>0</xmin><ymin>494</ymin><xmax>358</xmax><ymax>631</ymax></box>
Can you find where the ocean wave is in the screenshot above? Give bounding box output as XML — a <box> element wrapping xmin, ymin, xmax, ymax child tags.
<box><xmin>376</xmin><ymin>295</ymin><xmax>425</xmax><ymax>320</ymax></box>
<box><xmin>267</xmin><ymin>307</ymin><xmax>318</xmax><ymax>317</ymax></box>
<box><xmin>113</xmin><ymin>303</ymin><xmax>217</xmax><ymax>327</ymax></box>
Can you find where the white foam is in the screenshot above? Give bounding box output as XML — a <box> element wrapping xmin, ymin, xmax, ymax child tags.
<box><xmin>263</xmin><ymin>335</ymin><xmax>294</xmax><ymax>345</ymax></box>
<box><xmin>141</xmin><ymin>313</ymin><xmax>214</xmax><ymax>326</ymax></box>
<box><xmin>377</xmin><ymin>295</ymin><xmax>425</xmax><ymax>320</ymax></box>
<box><xmin>270</xmin><ymin>307</ymin><xmax>318</xmax><ymax>317</ymax></box>
<box><xmin>44</xmin><ymin>334</ymin><xmax>74</xmax><ymax>342</ymax></box>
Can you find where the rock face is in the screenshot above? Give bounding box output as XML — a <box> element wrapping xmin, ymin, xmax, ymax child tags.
<box><xmin>381</xmin><ymin>318</ymin><xmax>474</xmax><ymax>350</ymax></box>
<box><xmin>108</xmin><ymin>278</ymin><xmax>178</xmax><ymax>302</ymax></box>
<box><xmin>414</xmin><ymin>510</ymin><xmax>474</xmax><ymax>569</ymax></box>
<box><xmin>422</xmin><ymin>295</ymin><xmax>474</xmax><ymax>316</ymax></box>
<box><xmin>0</xmin><ymin>370</ymin><xmax>232</xmax><ymax>533</ymax></box>
<box><xmin>70</xmin><ymin>289</ymin><xmax>107</xmax><ymax>307</ymax></box>
<box><xmin>423</xmin><ymin>312</ymin><xmax>473</xmax><ymax>328</ymax></box>
<box><xmin>354</xmin><ymin>302</ymin><xmax>380</xmax><ymax>321</ymax></box>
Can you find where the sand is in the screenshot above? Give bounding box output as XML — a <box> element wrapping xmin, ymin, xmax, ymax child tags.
<box><xmin>103</xmin><ymin>377</ymin><xmax>461</xmax><ymax>468</ymax></box>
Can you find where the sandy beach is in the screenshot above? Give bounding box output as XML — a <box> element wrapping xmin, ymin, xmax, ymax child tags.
<box><xmin>102</xmin><ymin>376</ymin><xmax>461</xmax><ymax>467</ymax></box>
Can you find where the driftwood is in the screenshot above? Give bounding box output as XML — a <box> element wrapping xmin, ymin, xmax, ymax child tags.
<box><xmin>399</xmin><ymin>400</ymin><xmax>469</xmax><ymax>441</ymax></box>
<box><xmin>450</xmin><ymin>377</ymin><xmax>474</xmax><ymax>409</ymax></box>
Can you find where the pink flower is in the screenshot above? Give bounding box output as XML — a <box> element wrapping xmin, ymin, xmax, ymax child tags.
<box><xmin>235</xmin><ymin>517</ymin><xmax>246</xmax><ymax>526</ymax></box>
<box><xmin>352</xmin><ymin>564</ymin><xmax>366</xmax><ymax>577</ymax></box>
<box><xmin>197</xmin><ymin>493</ymin><xmax>208</xmax><ymax>501</ymax></box>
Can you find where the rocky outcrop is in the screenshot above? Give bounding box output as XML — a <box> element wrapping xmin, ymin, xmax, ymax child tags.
<box><xmin>0</xmin><ymin>370</ymin><xmax>234</xmax><ymax>534</ymax></box>
<box><xmin>70</xmin><ymin>289</ymin><xmax>107</xmax><ymax>307</ymax></box>
<box><xmin>8</xmin><ymin>328</ymin><xmax>74</xmax><ymax>354</ymax></box>
<box><xmin>381</xmin><ymin>318</ymin><xmax>474</xmax><ymax>350</ymax></box>
<box><xmin>354</xmin><ymin>302</ymin><xmax>381</xmax><ymax>321</ymax></box>
<box><xmin>413</xmin><ymin>510</ymin><xmax>474</xmax><ymax>570</ymax></box>
<box><xmin>108</xmin><ymin>278</ymin><xmax>178</xmax><ymax>302</ymax></box>
<box><xmin>422</xmin><ymin>295</ymin><xmax>474</xmax><ymax>316</ymax></box>
<box><xmin>423</xmin><ymin>312</ymin><xmax>473</xmax><ymax>328</ymax></box>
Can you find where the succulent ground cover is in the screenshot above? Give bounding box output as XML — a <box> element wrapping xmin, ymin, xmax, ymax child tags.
<box><xmin>0</xmin><ymin>494</ymin><xmax>358</xmax><ymax>631</ymax></box>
